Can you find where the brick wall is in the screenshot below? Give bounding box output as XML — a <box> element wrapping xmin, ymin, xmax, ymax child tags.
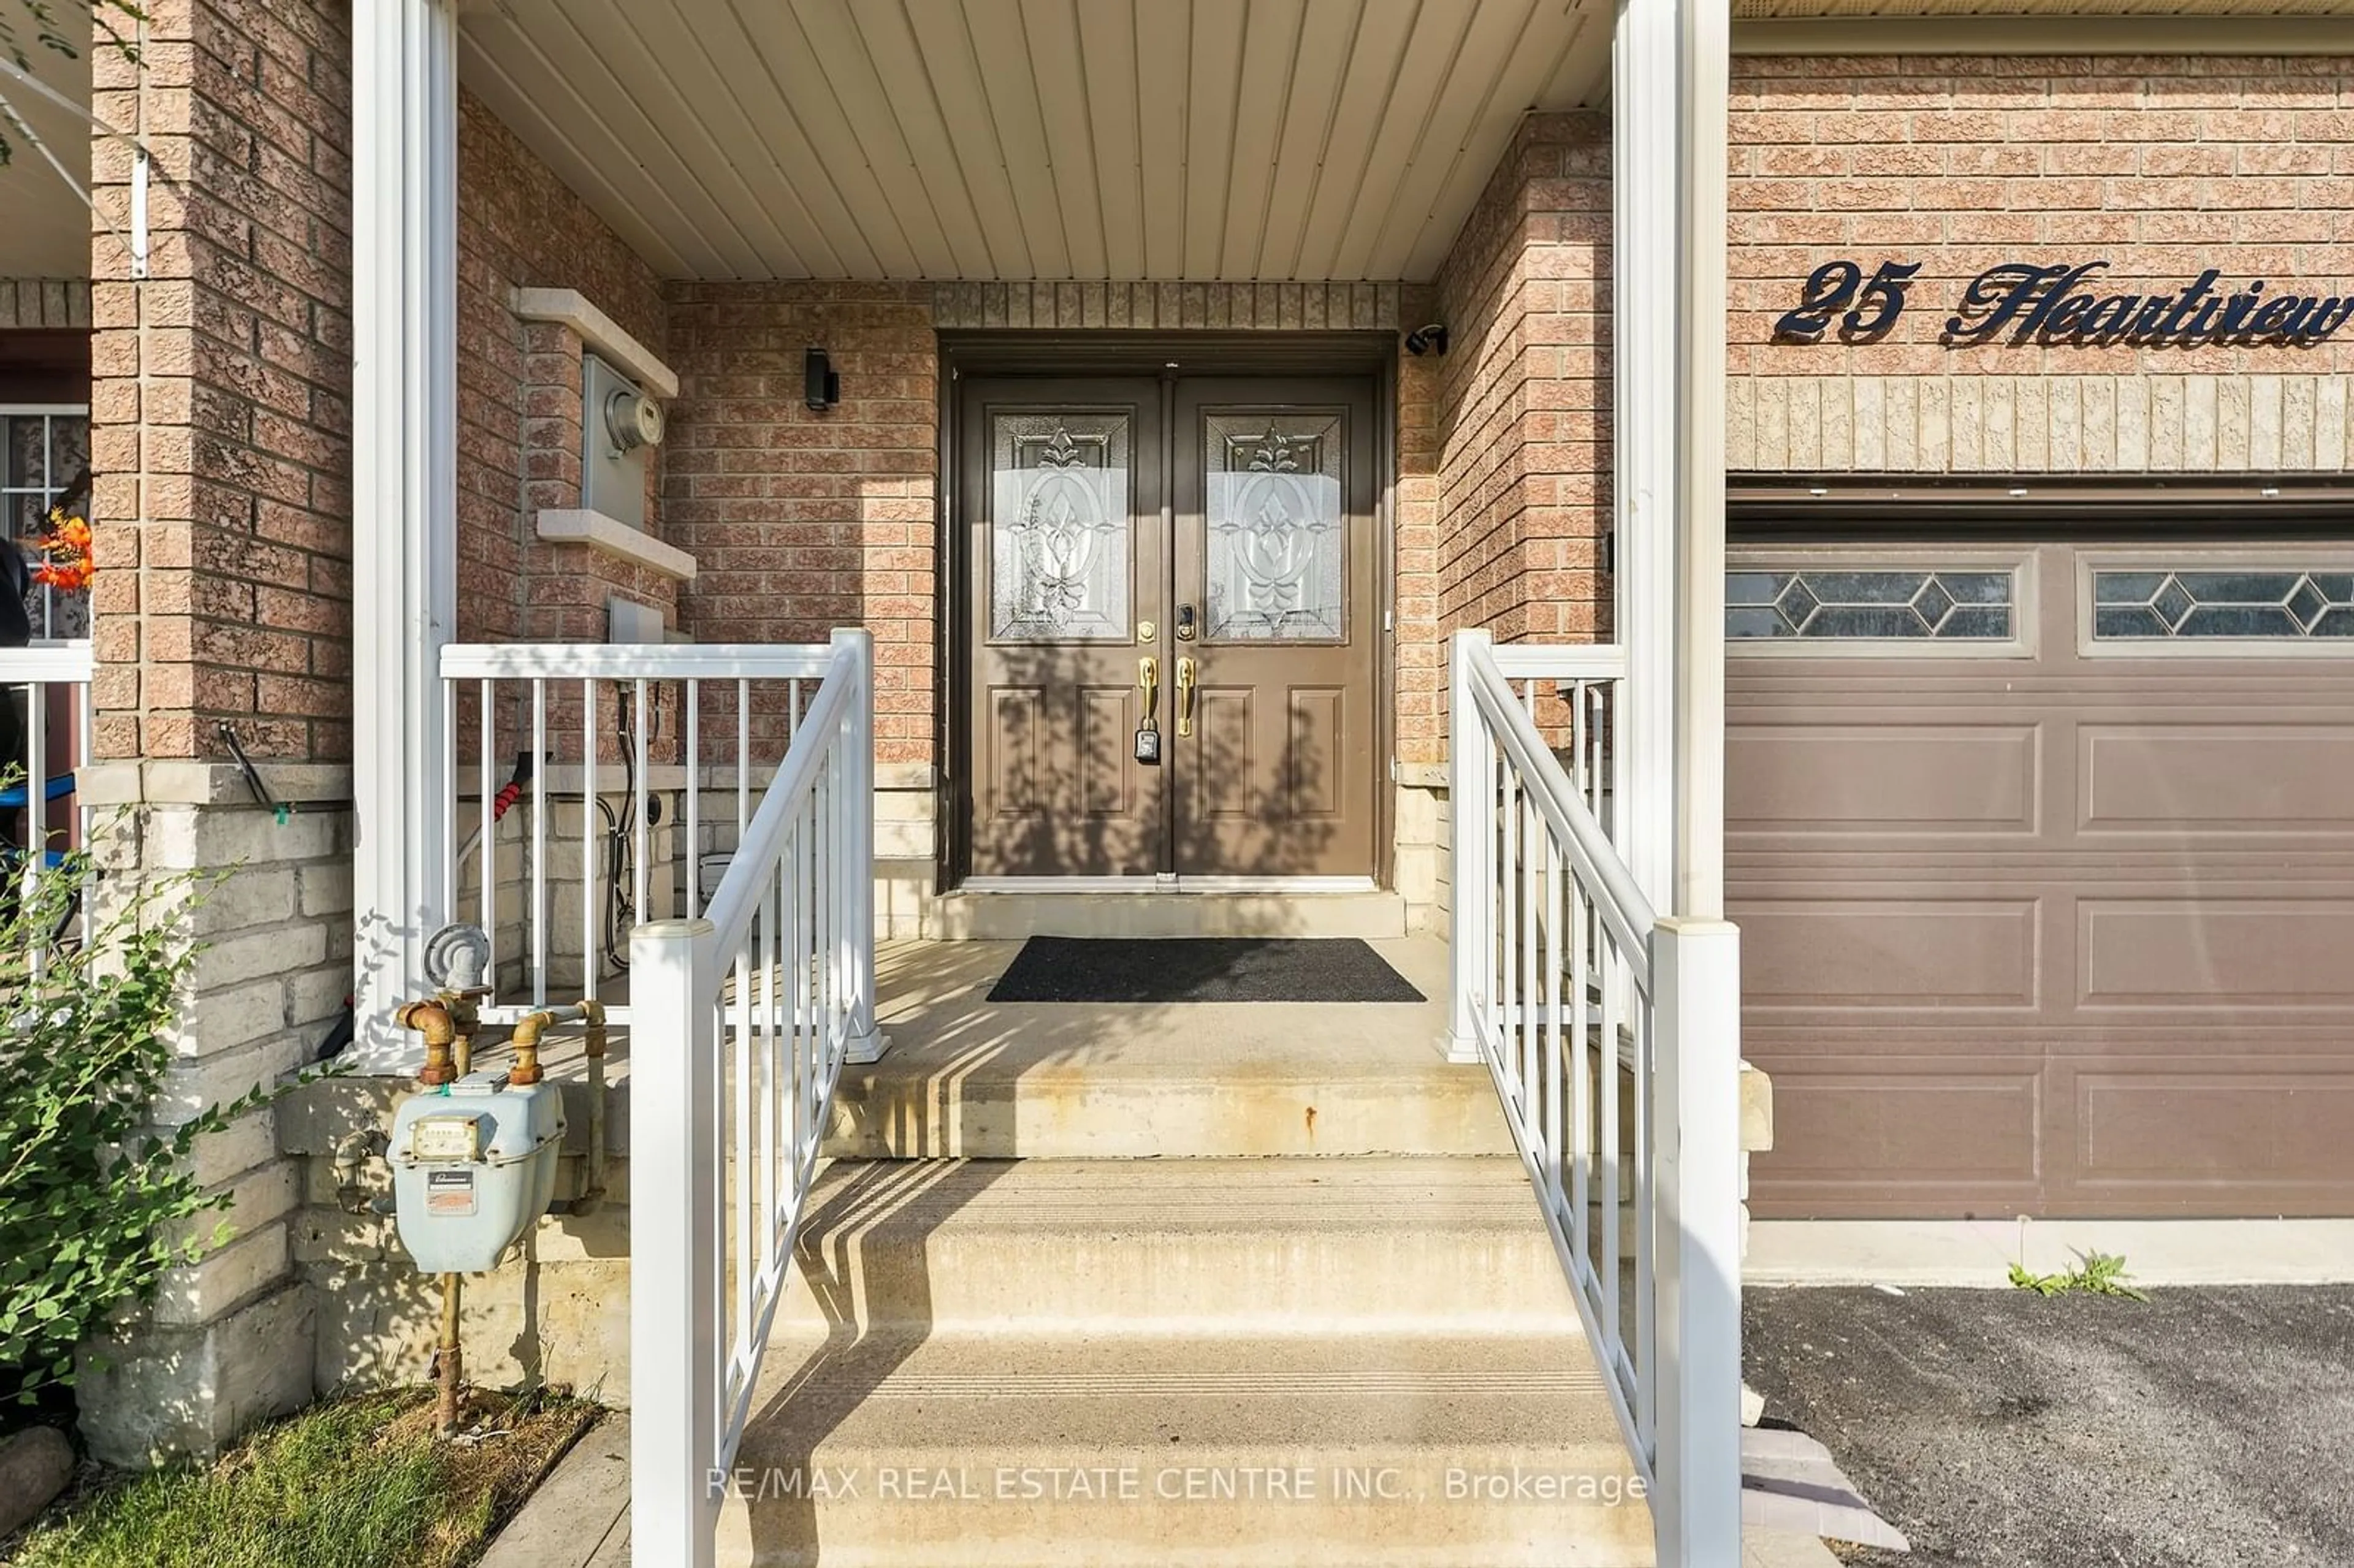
<box><xmin>661</xmin><ymin>283</ymin><xmax>939</xmax><ymax>765</ymax></box>
<box><xmin>1392</xmin><ymin>294</ymin><xmax>1442</xmax><ymax>769</ymax></box>
<box><xmin>1729</xmin><ymin>56</ymin><xmax>2354</xmax><ymax>471</ymax></box>
<box><xmin>89</xmin><ymin>0</ymin><xmax>353</xmax><ymax>765</ymax></box>
<box><xmin>457</xmin><ymin>91</ymin><xmax>675</xmax><ymax>643</ymax></box>
<box><xmin>1428</xmin><ymin>113</ymin><xmax>1613</xmax><ymax>676</ymax></box>
<box><xmin>78</xmin><ymin>0</ymin><xmax>360</xmax><ymax>1464</ymax></box>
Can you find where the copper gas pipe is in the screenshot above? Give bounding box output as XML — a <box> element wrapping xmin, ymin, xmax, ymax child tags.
<box><xmin>395</xmin><ymin>1000</ymin><xmax>459</xmax><ymax>1087</ymax></box>
<box><xmin>433</xmin><ymin>1272</ymin><xmax>464</xmax><ymax>1436</ymax></box>
<box><xmin>506</xmin><ymin>1010</ymin><xmax>557</xmax><ymax>1087</ymax></box>
<box><xmin>449</xmin><ymin>991</ymin><xmax>483</xmax><ymax>1079</ymax></box>
<box><xmin>569</xmin><ymin>1000</ymin><xmax>611</xmax><ymax>1218</ymax></box>
<box><xmin>506</xmin><ymin>1000</ymin><xmax>596</xmax><ymax>1087</ymax></box>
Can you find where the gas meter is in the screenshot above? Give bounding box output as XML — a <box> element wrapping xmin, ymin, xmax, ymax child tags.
<box><xmin>389</xmin><ymin>1071</ymin><xmax>565</xmax><ymax>1273</ymax></box>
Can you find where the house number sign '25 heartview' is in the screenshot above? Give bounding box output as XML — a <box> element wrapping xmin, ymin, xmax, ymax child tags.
<box><xmin>1774</xmin><ymin>259</ymin><xmax>2354</xmax><ymax>350</ymax></box>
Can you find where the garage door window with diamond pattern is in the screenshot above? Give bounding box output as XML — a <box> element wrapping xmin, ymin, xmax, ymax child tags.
<box><xmin>1726</xmin><ymin>568</ymin><xmax>2014</xmax><ymax>641</ymax></box>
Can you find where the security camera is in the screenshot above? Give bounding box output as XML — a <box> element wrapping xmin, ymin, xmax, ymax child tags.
<box><xmin>1404</xmin><ymin>323</ymin><xmax>1449</xmax><ymax>356</ymax></box>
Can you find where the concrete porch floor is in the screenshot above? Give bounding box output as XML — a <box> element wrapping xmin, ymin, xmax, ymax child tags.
<box><xmin>874</xmin><ymin>932</ymin><xmax>1454</xmax><ymax>1049</ymax></box>
<box><xmin>831</xmin><ymin>935</ymin><xmax>1514</xmax><ymax>1160</ymax></box>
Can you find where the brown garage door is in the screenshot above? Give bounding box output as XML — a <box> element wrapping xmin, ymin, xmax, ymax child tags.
<box><xmin>1729</xmin><ymin>540</ymin><xmax>2354</xmax><ymax>1219</ymax></box>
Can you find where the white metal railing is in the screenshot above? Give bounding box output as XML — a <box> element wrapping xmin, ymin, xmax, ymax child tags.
<box><xmin>435</xmin><ymin>641</ymin><xmax>842</xmax><ymax>1023</ymax></box>
<box><xmin>628</xmin><ymin>628</ymin><xmax>883</xmax><ymax>1568</ymax></box>
<box><xmin>0</xmin><ymin>641</ymin><xmax>94</xmax><ymax>976</ymax></box>
<box><xmin>1448</xmin><ymin>629</ymin><xmax>1742</xmax><ymax>1567</ymax></box>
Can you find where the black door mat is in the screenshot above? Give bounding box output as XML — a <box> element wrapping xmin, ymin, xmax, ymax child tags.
<box><xmin>986</xmin><ymin>936</ymin><xmax>1426</xmax><ymax>1004</ymax></box>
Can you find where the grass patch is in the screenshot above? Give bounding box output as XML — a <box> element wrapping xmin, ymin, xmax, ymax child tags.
<box><xmin>7</xmin><ymin>1388</ymin><xmax>596</xmax><ymax>1568</ymax></box>
<box><xmin>2008</xmin><ymin>1249</ymin><xmax>2149</xmax><ymax>1301</ymax></box>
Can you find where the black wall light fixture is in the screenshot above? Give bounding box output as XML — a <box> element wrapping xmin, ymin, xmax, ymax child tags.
<box><xmin>804</xmin><ymin>346</ymin><xmax>840</xmax><ymax>411</ymax></box>
<box><xmin>1404</xmin><ymin>322</ymin><xmax>1449</xmax><ymax>356</ymax></box>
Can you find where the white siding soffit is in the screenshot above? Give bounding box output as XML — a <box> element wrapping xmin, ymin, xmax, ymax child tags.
<box><xmin>457</xmin><ymin>0</ymin><xmax>1609</xmax><ymax>283</ymax></box>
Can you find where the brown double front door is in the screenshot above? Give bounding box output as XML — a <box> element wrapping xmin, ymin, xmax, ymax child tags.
<box><xmin>960</xmin><ymin>373</ymin><xmax>1379</xmax><ymax>882</ymax></box>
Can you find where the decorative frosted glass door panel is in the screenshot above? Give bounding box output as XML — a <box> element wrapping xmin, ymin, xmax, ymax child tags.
<box><xmin>989</xmin><ymin>413</ymin><xmax>1132</xmax><ymax>642</ymax></box>
<box><xmin>962</xmin><ymin>384</ymin><xmax>1167</xmax><ymax>878</ymax></box>
<box><xmin>1173</xmin><ymin>386</ymin><xmax>1377</xmax><ymax>880</ymax></box>
<box><xmin>1203</xmin><ymin>414</ymin><xmax>1345</xmax><ymax>642</ymax></box>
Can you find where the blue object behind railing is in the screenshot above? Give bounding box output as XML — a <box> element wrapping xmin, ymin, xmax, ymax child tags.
<box><xmin>0</xmin><ymin>772</ymin><xmax>74</xmax><ymax>810</ymax></box>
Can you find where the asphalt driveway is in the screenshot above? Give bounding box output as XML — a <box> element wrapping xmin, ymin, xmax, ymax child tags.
<box><xmin>1743</xmin><ymin>1285</ymin><xmax>2354</xmax><ymax>1567</ymax></box>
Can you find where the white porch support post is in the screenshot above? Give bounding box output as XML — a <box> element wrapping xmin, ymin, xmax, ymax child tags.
<box><xmin>1619</xmin><ymin>0</ymin><xmax>1739</xmax><ymax>1560</ymax></box>
<box><xmin>351</xmin><ymin>0</ymin><xmax>459</xmax><ymax>1062</ymax></box>
<box><xmin>1446</xmin><ymin>629</ymin><xmax>1495</xmax><ymax>1064</ymax></box>
<box><xmin>1651</xmin><ymin>917</ymin><xmax>1744</xmax><ymax>1566</ymax></box>
<box><xmin>1614</xmin><ymin>0</ymin><xmax>1677</xmax><ymax>916</ymax></box>
<box><xmin>1675</xmin><ymin>0</ymin><xmax>1731</xmax><ymax>921</ymax></box>
<box><xmin>631</xmin><ymin>918</ymin><xmax>723</xmax><ymax>1568</ymax></box>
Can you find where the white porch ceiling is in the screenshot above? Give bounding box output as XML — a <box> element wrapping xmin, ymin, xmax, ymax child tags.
<box><xmin>0</xmin><ymin>0</ymin><xmax>94</xmax><ymax>280</ymax></box>
<box><xmin>456</xmin><ymin>0</ymin><xmax>1608</xmax><ymax>283</ymax></box>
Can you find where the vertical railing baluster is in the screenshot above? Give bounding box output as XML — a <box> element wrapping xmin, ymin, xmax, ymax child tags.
<box><xmin>760</xmin><ymin>839</ymin><xmax>781</xmax><ymax>1279</ymax></box>
<box><xmin>795</xmin><ymin>800</ymin><xmax>814</xmax><ymax>1168</ymax></box>
<box><xmin>633</xmin><ymin>679</ymin><xmax>650</xmax><ymax>933</ymax></box>
<box><xmin>785</xmin><ymin>797</ymin><xmax>802</xmax><ymax>1162</ymax></box>
<box><xmin>687</xmin><ymin>680</ymin><xmax>702</xmax><ymax>916</ymax></box>
<box><xmin>1520</xmin><ymin>784</ymin><xmax>1539</xmax><ymax>1122</ymax></box>
<box><xmin>75</xmin><ymin>669</ymin><xmax>94</xmax><ymax>949</ymax></box>
<box><xmin>1499</xmin><ymin>745</ymin><xmax>1519</xmax><ymax>1097</ymax></box>
<box><xmin>737</xmin><ymin>677</ymin><xmax>751</xmax><ymax>856</ymax></box>
<box><xmin>442</xmin><ymin>668</ymin><xmax>458</xmax><ymax>925</ymax></box>
<box><xmin>732</xmin><ymin>925</ymin><xmax>753</xmax><ymax>1353</ymax></box>
<box><xmin>1601</xmin><ymin>923</ymin><xmax>1624</xmax><ymax>1373</ymax></box>
<box><xmin>23</xmin><ymin>676</ymin><xmax>45</xmax><ymax>976</ymax></box>
<box><xmin>582</xmin><ymin>679</ymin><xmax>596</xmax><ymax>1000</ymax></box>
<box><xmin>800</xmin><ymin>789</ymin><xmax>818</xmax><ymax>1151</ymax></box>
<box><xmin>820</xmin><ymin>743</ymin><xmax>837</xmax><ymax>1042</ymax></box>
<box><xmin>1570</xmin><ymin>847</ymin><xmax>1593</xmax><ymax>1232</ymax></box>
<box><xmin>479</xmin><ymin>677</ymin><xmax>497</xmax><ymax>1000</ymax></box>
<box><xmin>531</xmin><ymin>680</ymin><xmax>547</xmax><ymax>1008</ymax></box>
<box><xmin>1544</xmin><ymin>827</ymin><xmax>1564</xmax><ymax>1218</ymax></box>
<box><xmin>1593</xmin><ymin>683</ymin><xmax>1609</xmax><ymax>828</ymax></box>
<box><xmin>1635</xmin><ymin>991</ymin><xmax>1658</xmax><ymax>1447</ymax></box>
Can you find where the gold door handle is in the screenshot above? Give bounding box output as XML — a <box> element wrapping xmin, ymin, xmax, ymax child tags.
<box><xmin>1138</xmin><ymin>655</ymin><xmax>1159</xmax><ymax>721</ymax></box>
<box><xmin>1175</xmin><ymin>657</ymin><xmax>1196</xmax><ymax>737</ymax></box>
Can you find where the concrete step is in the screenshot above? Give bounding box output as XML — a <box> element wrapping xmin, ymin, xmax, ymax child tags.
<box><xmin>777</xmin><ymin>1157</ymin><xmax>1580</xmax><ymax>1336</ymax></box>
<box><xmin>835</xmin><ymin>937</ymin><xmax>1507</xmax><ymax>1159</ymax></box>
<box><xmin>929</xmin><ymin>889</ymin><xmax>1409</xmax><ymax>940</ymax></box>
<box><xmin>722</xmin><ymin>1330</ymin><xmax>1652</xmax><ymax>1567</ymax></box>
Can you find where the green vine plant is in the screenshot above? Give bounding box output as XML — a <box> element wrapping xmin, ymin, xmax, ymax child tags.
<box><xmin>0</xmin><ymin>1</ymin><xmax>147</xmax><ymax>166</ymax></box>
<box><xmin>0</xmin><ymin>821</ymin><xmax>332</xmax><ymax>1404</ymax></box>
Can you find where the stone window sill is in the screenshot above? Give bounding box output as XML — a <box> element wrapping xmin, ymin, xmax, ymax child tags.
<box><xmin>509</xmin><ymin>287</ymin><xmax>678</xmax><ymax>397</ymax></box>
<box><xmin>535</xmin><ymin>508</ymin><xmax>698</xmax><ymax>582</ymax></box>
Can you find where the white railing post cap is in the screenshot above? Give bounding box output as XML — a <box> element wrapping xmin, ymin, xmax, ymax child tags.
<box><xmin>634</xmin><ymin>916</ymin><xmax>716</xmax><ymax>944</ymax></box>
<box><xmin>1653</xmin><ymin>915</ymin><xmax>1739</xmax><ymax>938</ymax></box>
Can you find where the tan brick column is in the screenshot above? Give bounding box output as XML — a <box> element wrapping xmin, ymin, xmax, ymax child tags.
<box><xmin>75</xmin><ymin>0</ymin><xmax>355</xmax><ymax>1463</ymax></box>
